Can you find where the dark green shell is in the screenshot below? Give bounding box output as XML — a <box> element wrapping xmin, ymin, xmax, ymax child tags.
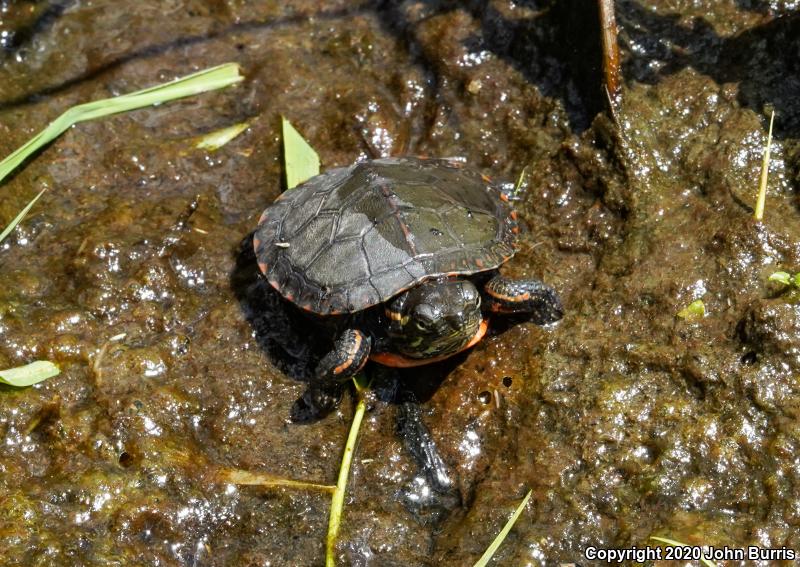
<box><xmin>253</xmin><ymin>157</ymin><xmax>519</xmax><ymax>315</ymax></box>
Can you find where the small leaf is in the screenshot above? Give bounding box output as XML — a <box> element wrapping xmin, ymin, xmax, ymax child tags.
<box><xmin>0</xmin><ymin>189</ymin><xmax>46</xmax><ymax>244</ymax></box>
<box><xmin>0</xmin><ymin>361</ymin><xmax>60</xmax><ymax>387</ymax></box>
<box><xmin>195</xmin><ymin>121</ymin><xmax>250</xmax><ymax>151</ymax></box>
<box><xmin>769</xmin><ymin>271</ymin><xmax>792</xmax><ymax>286</ymax></box>
<box><xmin>473</xmin><ymin>489</ymin><xmax>533</xmax><ymax>567</ymax></box>
<box><xmin>677</xmin><ymin>299</ymin><xmax>705</xmax><ymax>321</ymax></box>
<box><xmin>282</xmin><ymin>116</ymin><xmax>320</xmax><ymax>190</ymax></box>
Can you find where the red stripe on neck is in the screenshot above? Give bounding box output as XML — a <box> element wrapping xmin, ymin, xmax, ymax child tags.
<box><xmin>369</xmin><ymin>319</ymin><xmax>488</xmax><ymax>368</ymax></box>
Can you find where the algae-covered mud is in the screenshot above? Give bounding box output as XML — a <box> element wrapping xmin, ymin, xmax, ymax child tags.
<box><xmin>2</xmin><ymin>1</ymin><xmax>800</xmax><ymax>565</ymax></box>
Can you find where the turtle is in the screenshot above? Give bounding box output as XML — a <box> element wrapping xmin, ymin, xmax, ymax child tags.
<box><xmin>253</xmin><ymin>157</ymin><xmax>563</xmax><ymax>420</ymax></box>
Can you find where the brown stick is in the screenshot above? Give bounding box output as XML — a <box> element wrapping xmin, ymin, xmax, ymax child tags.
<box><xmin>218</xmin><ymin>468</ymin><xmax>336</xmax><ymax>493</ymax></box>
<box><xmin>598</xmin><ymin>0</ymin><xmax>621</xmax><ymax>111</ymax></box>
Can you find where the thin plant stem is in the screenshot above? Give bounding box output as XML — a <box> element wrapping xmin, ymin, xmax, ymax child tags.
<box><xmin>326</xmin><ymin>377</ymin><xmax>369</xmax><ymax>566</ymax></box>
<box><xmin>754</xmin><ymin>109</ymin><xmax>775</xmax><ymax>221</ymax></box>
<box><xmin>598</xmin><ymin>0</ymin><xmax>621</xmax><ymax>109</ymax></box>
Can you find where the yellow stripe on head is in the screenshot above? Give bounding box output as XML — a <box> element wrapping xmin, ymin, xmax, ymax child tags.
<box><xmin>385</xmin><ymin>308</ymin><xmax>409</xmax><ymax>324</ymax></box>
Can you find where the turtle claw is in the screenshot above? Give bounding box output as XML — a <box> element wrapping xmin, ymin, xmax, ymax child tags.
<box><xmin>528</xmin><ymin>285</ymin><xmax>563</xmax><ymax>324</ymax></box>
<box><xmin>290</xmin><ymin>384</ymin><xmax>344</xmax><ymax>423</ymax></box>
<box><xmin>292</xmin><ymin>328</ymin><xmax>371</xmax><ymax>421</ymax></box>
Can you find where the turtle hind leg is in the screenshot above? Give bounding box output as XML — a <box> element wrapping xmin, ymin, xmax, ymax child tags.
<box><xmin>484</xmin><ymin>275</ymin><xmax>563</xmax><ymax>324</ymax></box>
<box><xmin>290</xmin><ymin>328</ymin><xmax>371</xmax><ymax>422</ymax></box>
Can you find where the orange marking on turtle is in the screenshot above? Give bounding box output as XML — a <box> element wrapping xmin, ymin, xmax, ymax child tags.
<box><xmin>258</xmin><ymin>211</ymin><xmax>269</xmax><ymax>224</ymax></box>
<box><xmin>499</xmin><ymin>193</ymin><xmax>509</xmax><ymax>202</ymax></box>
<box><xmin>510</xmin><ymin>210</ymin><xmax>518</xmax><ymax>220</ymax></box>
<box><xmin>333</xmin><ymin>332</ymin><xmax>364</xmax><ymax>375</ymax></box>
<box><xmin>253</xmin><ymin>237</ymin><xmax>262</xmax><ymax>249</ymax></box>
<box><xmin>370</xmin><ymin>320</ymin><xmax>489</xmax><ymax>368</ymax></box>
<box><xmin>257</xmin><ymin>261</ymin><xmax>268</xmax><ymax>274</ymax></box>
<box><xmin>512</xmin><ymin>227</ymin><xmax>520</xmax><ymax>234</ymax></box>
<box><xmin>486</xmin><ymin>288</ymin><xmax>530</xmax><ymax>303</ymax></box>
<box><xmin>475</xmin><ymin>258</ymin><xmax>485</xmax><ymax>268</ymax></box>
<box><xmin>481</xmin><ymin>174</ymin><xmax>492</xmax><ymax>183</ymax></box>
<box><xmin>385</xmin><ymin>309</ymin><xmax>404</xmax><ymax>321</ymax></box>
<box><xmin>285</xmin><ymin>292</ymin><xmax>295</xmax><ymax>302</ymax></box>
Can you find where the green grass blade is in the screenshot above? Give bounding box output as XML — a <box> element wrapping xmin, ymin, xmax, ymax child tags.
<box><xmin>0</xmin><ymin>63</ymin><xmax>243</xmax><ymax>186</ymax></box>
<box><xmin>0</xmin><ymin>188</ymin><xmax>46</xmax><ymax>244</ymax></box>
<box><xmin>0</xmin><ymin>123</ymin><xmax>68</xmax><ymax>184</ymax></box>
<box><xmin>326</xmin><ymin>375</ymin><xmax>369</xmax><ymax>567</ymax></box>
<box><xmin>473</xmin><ymin>489</ymin><xmax>532</xmax><ymax>567</ymax></box>
<box><xmin>99</xmin><ymin>63</ymin><xmax>242</xmax><ymax>99</ymax></box>
<box><xmin>511</xmin><ymin>166</ymin><xmax>528</xmax><ymax>199</ymax></box>
<box><xmin>282</xmin><ymin>116</ymin><xmax>320</xmax><ymax>190</ymax></box>
<box><xmin>0</xmin><ymin>361</ymin><xmax>60</xmax><ymax>387</ymax></box>
<box><xmin>754</xmin><ymin>109</ymin><xmax>775</xmax><ymax>221</ymax></box>
<box><xmin>650</xmin><ymin>536</ymin><xmax>717</xmax><ymax>567</ymax></box>
<box><xmin>71</xmin><ymin>64</ymin><xmax>243</xmax><ymax>123</ymax></box>
<box><xmin>195</xmin><ymin>121</ymin><xmax>250</xmax><ymax>151</ymax></box>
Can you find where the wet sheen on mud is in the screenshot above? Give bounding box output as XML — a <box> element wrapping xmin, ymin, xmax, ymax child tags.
<box><xmin>1</xmin><ymin>1</ymin><xmax>800</xmax><ymax>565</ymax></box>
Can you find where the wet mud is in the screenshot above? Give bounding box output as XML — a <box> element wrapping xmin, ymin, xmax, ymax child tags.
<box><xmin>1</xmin><ymin>0</ymin><xmax>800</xmax><ymax>565</ymax></box>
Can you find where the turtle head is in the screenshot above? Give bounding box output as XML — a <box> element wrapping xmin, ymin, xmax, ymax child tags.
<box><xmin>385</xmin><ymin>279</ymin><xmax>482</xmax><ymax>359</ymax></box>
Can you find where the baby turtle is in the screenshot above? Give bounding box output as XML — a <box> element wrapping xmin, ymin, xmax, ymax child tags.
<box><xmin>254</xmin><ymin>157</ymin><xmax>562</xmax><ymax>419</ymax></box>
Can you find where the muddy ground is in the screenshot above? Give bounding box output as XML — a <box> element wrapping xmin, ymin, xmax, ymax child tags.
<box><xmin>1</xmin><ymin>0</ymin><xmax>800</xmax><ymax>565</ymax></box>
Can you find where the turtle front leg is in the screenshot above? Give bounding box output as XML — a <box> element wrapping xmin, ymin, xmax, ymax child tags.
<box><xmin>291</xmin><ymin>328</ymin><xmax>372</xmax><ymax>422</ymax></box>
<box><xmin>484</xmin><ymin>275</ymin><xmax>563</xmax><ymax>324</ymax></box>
